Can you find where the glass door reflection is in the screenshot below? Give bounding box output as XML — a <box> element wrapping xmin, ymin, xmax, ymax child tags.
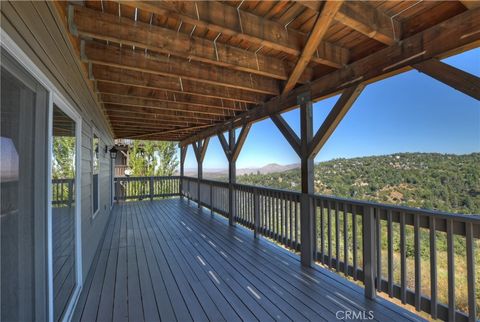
<box><xmin>52</xmin><ymin>106</ymin><xmax>76</xmax><ymax>321</ymax></box>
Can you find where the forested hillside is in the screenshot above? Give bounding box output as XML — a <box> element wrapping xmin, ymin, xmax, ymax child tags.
<box><xmin>237</xmin><ymin>153</ymin><xmax>480</xmax><ymax>215</ymax></box>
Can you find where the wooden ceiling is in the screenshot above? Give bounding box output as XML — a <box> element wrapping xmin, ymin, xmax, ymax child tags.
<box><xmin>55</xmin><ymin>1</ymin><xmax>479</xmax><ymax>142</ymax></box>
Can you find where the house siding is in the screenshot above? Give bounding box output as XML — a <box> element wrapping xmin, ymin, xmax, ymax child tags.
<box><xmin>1</xmin><ymin>1</ymin><xmax>114</xmax><ymax>281</ymax></box>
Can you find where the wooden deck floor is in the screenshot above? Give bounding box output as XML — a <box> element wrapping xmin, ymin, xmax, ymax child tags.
<box><xmin>73</xmin><ymin>198</ymin><xmax>424</xmax><ymax>322</ymax></box>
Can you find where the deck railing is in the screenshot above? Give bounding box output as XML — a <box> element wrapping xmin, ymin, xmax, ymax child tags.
<box><xmin>114</xmin><ymin>175</ymin><xmax>479</xmax><ymax>322</ymax></box>
<box><xmin>114</xmin><ymin>176</ymin><xmax>180</xmax><ymax>201</ymax></box>
<box><xmin>52</xmin><ymin>178</ymin><xmax>74</xmax><ymax>207</ymax></box>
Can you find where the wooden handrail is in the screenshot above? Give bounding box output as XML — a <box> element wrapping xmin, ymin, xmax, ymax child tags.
<box><xmin>115</xmin><ymin>175</ymin><xmax>478</xmax><ymax>322</ymax></box>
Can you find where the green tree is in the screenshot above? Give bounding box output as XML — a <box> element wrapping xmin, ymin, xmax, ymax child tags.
<box><xmin>52</xmin><ymin>136</ymin><xmax>75</xmax><ymax>179</ymax></box>
<box><xmin>128</xmin><ymin>140</ymin><xmax>179</xmax><ymax>176</ymax></box>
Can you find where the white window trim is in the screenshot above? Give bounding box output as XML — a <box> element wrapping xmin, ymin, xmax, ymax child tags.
<box><xmin>92</xmin><ymin>128</ymin><xmax>100</xmax><ymax>219</ymax></box>
<box><xmin>1</xmin><ymin>28</ymin><xmax>83</xmax><ymax>322</ymax></box>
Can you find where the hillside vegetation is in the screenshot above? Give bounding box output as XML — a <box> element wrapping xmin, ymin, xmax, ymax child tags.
<box><xmin>237</xmin><ymin>152</ymin><xmax>480</xmax><ymax>215</ymax></box>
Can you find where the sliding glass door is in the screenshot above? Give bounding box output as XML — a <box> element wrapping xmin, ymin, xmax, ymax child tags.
<box><xmin>1</xmin><ymin>49</ymin><xmax>49</xmax><ymax>322</ymax></box>
<box><xmin>51</xmin><ymin>105</ymin><xmax>78</xmax><ymax>321</ymax></box>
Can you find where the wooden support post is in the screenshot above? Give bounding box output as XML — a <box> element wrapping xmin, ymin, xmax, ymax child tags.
<box><xmin>299</xmin><ymin>93</ymin><xmax>315</xmax><ymax>267</ymax></box>
<box><xmin>179</xmin><ymin>144</ymin><xmax>186</xmax><ymax>198</ymax></box>
<box><xmin>149</xmin><ymin>176</ymin><xmax>154</xmax><ymax>201</ymax></box>
<box><xmin>192</xmin><ymin>138</ymin><xmax>209</xmax><ymax>208</ymax></box>
<box><xmin>363</xmin><ymin>205</ymin><xmax>376</xmax><ymax>299</ymax></box>
<box><xmin>228</xmin><ymin>128</ymin><xmax>236</xmax><ymax>226</ymax></box>
<box><xmin>210</xmin><ymin>183</ymin><xmax>214</xmax><ymax>215</ymax></box>
<box><xmin>197</xmin><ymin>158</ymin><xmax>202</xmax><ymax>208</ymax></box>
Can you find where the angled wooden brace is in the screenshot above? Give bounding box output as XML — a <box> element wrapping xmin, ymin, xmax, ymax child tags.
<box><xmin>413</xmin><ymin>59</ymin><xmax>480</xmax><ymax>101</ymax></box>
<box><xmin>308</xmin><ymin>84</ymin><xmax>365</xmax><ymax>158</ymax></box>
<box><xmin>271</xmin><ymin>114</ymin><xmax>301</xmax><ymax>157</ymax></box>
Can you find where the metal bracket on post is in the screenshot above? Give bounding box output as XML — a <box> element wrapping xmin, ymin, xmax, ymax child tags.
<box><xmin>297</xmin><ymin>91</ymin><xmax>312</xmax><ymax>107</ymax></box>
<box><xmin>363</xmin><ymin>205</ymin><xmax>377</xmax><ymax>299</ymax></box>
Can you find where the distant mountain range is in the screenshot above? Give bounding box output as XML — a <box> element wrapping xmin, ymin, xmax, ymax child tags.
<box><xmin>184</xmin><ymin>163</ymin><xmax>300</xmax><ymax>178</ymax></box>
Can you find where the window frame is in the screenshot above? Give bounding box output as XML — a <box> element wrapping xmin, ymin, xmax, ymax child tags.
<box><xmin>1</xmin><ymin>28</ymin><xmax>84</xmax><ymax>322</ymax></box>
<box><xmin>91</xmin><ymin>129</ymin><xmax>100</xmax><ymax>219</ymax></box>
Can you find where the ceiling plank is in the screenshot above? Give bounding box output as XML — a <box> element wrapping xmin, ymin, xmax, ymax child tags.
<box><xmin>117</xmin><ymin>0</ymin><xmax>349</xmax><ymax>69</ymax></box>
<box><xmin>70</xmin><ymin>5</ymin><xmax>308</xmax><ymax>81</ymax></box>
<box><xmin>413</xmin><ymin>59</ymin><xmax>480</xmax><ymax>100</ymax></box>
<box><xmin>92</xmin><ymin>65</ymin><xmax>268</xmax><ymax>104</ymax></box>
<box><xmin>298</xmin><ymin>1</ymin><xmax>398</xmax><ymax>45</ymax></box>
<box><xmin>283</xmin><ymin>1</ymin><xmax>343</xmax><ymax>94</ymax></box>
<box><xmin>83</xmin><ymin>41</ymin><xmax>280</xmax><ymax>95</ymax></box>
<box><xmin>181</xmin><ymin>8</ymin><xmax>480</xmax><ymax>146</ymax></box>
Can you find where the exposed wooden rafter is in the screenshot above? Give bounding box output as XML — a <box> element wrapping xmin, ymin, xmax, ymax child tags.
<box><xmin>297</xmin><ymin>1</ymin><xmax>399</xmax><ymax>45</ymax></box>
<box><xmin>92</xmin><ymin>65</ymin><xmax>268</xmax><ymax>104</ymax></box>
<box><xmin>114</xmin><ymin>0</ymin><xmax>349</xmax><ymax>69</ymax></box>
<box><xmin>182</xmin><ymin>8</ymin><xmax>480</xmax><ymax>146</ymax></box>
<box><xmin>82</xmin><ymin>41</ymin><xmax>280</xmax><ymax>95</ymax></box>
<box><xmin>283</xmin><ymin>1</ymin><xmax>343</xmax><ymax>94</ymax></box>
<box><xmin>96</xmin><ymin>82</ymin><xmax>245</xmax><ymax>111</ymax></box>
<box><xmin>70</xmin><ymin>5</ymin><xmax>310</xmax><ymax>82</ymax></box>
<box><xmin>413</xmin><ymin>59</ymin><xmax>480</xmax><ymax>101</ymax></box>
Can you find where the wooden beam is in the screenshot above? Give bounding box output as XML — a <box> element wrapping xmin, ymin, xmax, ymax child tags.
<box><xmin>413</xmin><ymin>59</ymin><xmax>480</xmax><ymax>101</ymax></box>
<box><xmin>96</xmin><ymin>82</ymin><xmax>245</xmax><ymax>111</ymax></box>
<box><xmin>181</xmin><ymin>8</ymin><xmax>480</xmax><ymax>146</ymax></box>
<box><xmin>116</xmin><ymin>0</ymin><xmax>349</xmax><ymax>69</ymax></box>
<box><xmin>460</xmin><ymin>1</ymin><xmax>480</xmax><ymax>9</ymax></box>
<box><xmin>70</xmin><ymin>5</ymin><xmax>309</xmax><ymax>81</ymax></box>
<box><xmin>106</xmin><ymin>116</ymin><xmax>206</xmax><ymax>128</ymax></box>
<box><xmin>308</xmin><ymin>84</ymin><xmax>365</xmax><ymax>157</ymax></box>
<box><xmin>126</xmin><ymin>124</ymin><xmax>213</xmax><ymax>140</ymax></box>
<box><xmin>298</xmin><ymin>1</ymin><xmax>398</xmax><ymax>45</ymax></box>
<box><xmin>199</xmin><ymin>137</ymin><xmax>210</xmax><ymax>162</ymax></box>
<box><xmin>104</xmin><ymin>104</ymin><xmax>228</xmax><ymax>122</ymax></box>
<box><xmin>83</xmin><ymin>41</ymin><xmax>280</xmax><ymax>95</ymax></box>
<box><xmin>271</xmin><ymin>114</ymin><xmax>301</xmax><ymax>156</ymax></box>
<box><xmin>217</xmin><ymin>133</ymin><xmax>231</xmax><ymax>161</ymax></box>
<box><xmin>92</xmin><ymin>65</ymin><xmax>267</xmax><ymax>104</ymax></box>
<box><xmin>100</xmin><ymin>93</ymin><xmax>236</xmax><ymax>116</ymax></box>
<box><xmin>232</xmin><ymin>123</ymin><xmax>252</xmax><ymax>162</ymax></box>
<box><xmin>283</xmin><ymin>1</ymin><xmax>343</xmax><ymax>94</ymax></box>
<box><xmin>106</xmin><ymin>112</ymin><xmax>215</xmax><ymax>126</ymax></box>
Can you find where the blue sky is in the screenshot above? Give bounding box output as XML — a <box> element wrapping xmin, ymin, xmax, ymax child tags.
<box><xmin>184</xmin><ymin>48</ymin><xmax>480</xmax><ymax>170</ymax></box>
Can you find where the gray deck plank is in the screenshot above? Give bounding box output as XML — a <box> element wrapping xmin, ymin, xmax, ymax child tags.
<box><xmin>73</xmin><ymin>199</ymin><xmax>425</xmax><ymax>322</ymax></box>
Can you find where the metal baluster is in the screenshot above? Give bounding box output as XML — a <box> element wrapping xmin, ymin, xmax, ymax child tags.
<box><xmin>400</xmin><ymin>212</ymin><xmax>407</xmax><ymax>304</ymax></box>
<box><xmin>447</xmin><ymin>219</ymin><xmax>455</xmax><ymax>322</ymax></box>
<box><xmin>376</xmin><ymin>208</ymin><xmax>382</xmax><ymax>290</ymax></box>
<box><xmin>387</xmin><ymin>210</ymin><xmax>393</xmax><ymax>297</ymax></box>
<box><xmin>344</xmin><ymin>203</ymin><xmax>348</xmax><ymax>276</ymax></box>
<box><xmin>430</xmin><ymin>216</ymin><xmax>438</xmax><ymax>319</ymax></box>
<box><xmin>335</xmin><ymin>201</ymin><xmax>340</xmax><ymax>272</ymax></box>
<box><xmin>414</xmin><ymin>214</ymin><xmax>421</xmax><ymax>311</ymax></box>
<box><xmin>352</xmin><ymin>205</ymin><xmax>357</xmax><ymax>280</ymax></box>
<box><xmin>466</xmin><ymin>222</ymin><xmax>477</xmax><ymax>322</ymax></box>
<box><xmin>320</xmin><ymin>199</ymin><xmax>325</xmax><ymax>264</ymax></box>
<box><xmin>328</xmin><ymin>200</ymin><xmax>332</xmax><ymax>269</ymax></box>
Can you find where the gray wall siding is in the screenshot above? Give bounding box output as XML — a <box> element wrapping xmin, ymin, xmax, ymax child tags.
<box><xmin>1</xmin><ymin>1</ymin><xmax>115</xmax><ymax>281</ymax></box>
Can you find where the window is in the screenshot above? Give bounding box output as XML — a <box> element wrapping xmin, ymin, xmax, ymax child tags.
<box><xmin>92</xmin><ymin>133</ymin><xmax>99</xmax><ymax>216</ymax></box>
<box><xmin>1</xmin><ymin>48</ymin><xmax>49</xmax><ymax>322</ymax></box>
<box><xmin>51</xmin><ymin>104</ymin><xmax>77</xmax><ymax>322</ymax></box>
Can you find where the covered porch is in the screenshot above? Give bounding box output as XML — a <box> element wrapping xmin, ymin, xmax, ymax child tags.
<box><xmin>72</xmin><ymin>198</ymin><xmax>422</xmax><ymax>322</ymax></box>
